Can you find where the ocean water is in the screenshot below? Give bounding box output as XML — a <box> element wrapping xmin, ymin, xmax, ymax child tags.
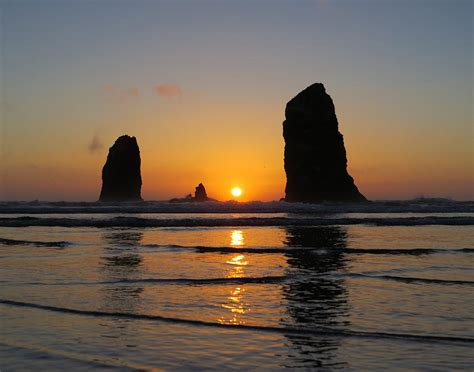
<box><xmin>0</xmin><ymin>200</ymin><xmax>473</xmax><ymax>370</ymax></box>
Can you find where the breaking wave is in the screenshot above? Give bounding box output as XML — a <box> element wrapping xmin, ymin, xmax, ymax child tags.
<box><xmin>0</xmin><ymin>215</ymin><xmax>473</xmax><ymax>227</ymax></box>
<box><xmin>0</xmin><ymin>199</ymin><xmax>473</xmax><ymax>214</ymax></box>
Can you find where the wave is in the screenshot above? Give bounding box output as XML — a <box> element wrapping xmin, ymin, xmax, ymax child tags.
<box><xmin>1</xmin><ymin>199</ymin><xmax>473</xmax><ymax>214</ymax></box>
<box><xmin>25</xmin><ymin>275</ymin><xmax>287</xmax><ymax>286</ymax></box>
<box><xmin>146</xmin><ymin>244</ymin><xmax>471</xmax><ymax>256</ymax></box>
<box><xmin>0</xmin><ymin>299</ymin><xmax>472</xmax><ymax>345</ymax></box>
<box><xmin>0</xmin><ymin>237</ymin><xmax>70</xmax><ymax>248</ymax></box>
<box><xmin>345</xmin><ymin>247</ymin><xmax>474</xmax><ymax>255</ymax></box>
<box><xmin>0</xmin><ymin>216</ymin><xmax>472</xmax><ymax>227</ymax></box>
<box><xmin>2</xmin><ymin>234</ymin><xmax>469</xmax><ymax>257</ymax></box>
<box><xmin>347</xmin><ymin>273</ymin><xmax>474</xmax><ymax>286</ymax></box>
<box><xmin>21</xmin><ymin>273</ymin><xmax>474</xmax><ymax>288</ymax></box>
<box><xmin>18</xmin><ymin>272</ymin><xmax>474</xmax><ymax>288</ymax></box>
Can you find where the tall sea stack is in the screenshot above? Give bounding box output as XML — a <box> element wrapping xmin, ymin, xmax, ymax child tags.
<box><xmin>283</xmin><ymin>83</ymin><xmax>366</xmax><ymax>203</ymax></box>
<box><xmin>99</xmin><ymin>135</ymin><xmax>143</xmax><ymax>202</ymax></box>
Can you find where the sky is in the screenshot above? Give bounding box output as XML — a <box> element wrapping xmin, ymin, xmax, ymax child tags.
<box><xmin>0</xmin><ymin>0</ymin><xmax>472</xmax><ymax>201</ymax></box>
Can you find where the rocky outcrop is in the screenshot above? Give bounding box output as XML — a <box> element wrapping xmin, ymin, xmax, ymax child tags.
<box><xmin>99</xmin><ymin>135</ymin><xmax>142</xmax><ymax>202</ymax></box>
<box><xmin>169</xmin><ymin>183</ymin><xmax>212</xmax><ymax>203</ymax></box>
<box><xmin>283</xmin><ymin>83</ymin><xmax>366</xmax><ymax>203</ymax></box>
<box><xmin>194</xmin><ymin>183</ymin><xmax>208</xmax><ymax>201</ymax></box>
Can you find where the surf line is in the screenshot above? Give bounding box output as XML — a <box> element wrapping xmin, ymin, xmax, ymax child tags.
<box><xmin>0</xmin><ymin>299</ymin><xmax>472</xmax><ymax>345</ymax></box>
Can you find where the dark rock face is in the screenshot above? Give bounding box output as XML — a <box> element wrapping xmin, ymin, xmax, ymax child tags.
<box><xmin>194</xmin><ymin>183</ymin><xmax>208</xmax><ymax>201</ymax></box>
<box><xmin>99</xmin><ymin>135</ymin><xmax>142</xmax><ymax>202</ymax></box>
<box><xmin>283</xmin><ymin>83</ymin><xmax>366</xmax><ymax>203</ymax></box>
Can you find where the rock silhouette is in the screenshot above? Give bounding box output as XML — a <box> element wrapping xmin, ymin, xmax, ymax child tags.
<box><xmin>99</xmin><ymin>135</ymin><xmax>143</xmax><ymax>202</ymax></box>
<box><xmin>169</xmin><ymin>183</ymin><xmax>213</xmax><ymax>203</ymax></box>
<box><xmin>283</xmin><ymin>83</ymin><xmax>366</xmax><ymax>203</ymax></box>
<box><xmin>194</xmin><ymin>183</ymin><xmax>208</xmax><ymax>201</ymax></box>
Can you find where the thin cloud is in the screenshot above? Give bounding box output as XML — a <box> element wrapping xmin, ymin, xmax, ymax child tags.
<box><xmin>127</xmin><ymin>87</ymin><xmax>139</xmax><ymax>97</ymax></box>
<box><xmin>101</xmin><ymin>85</ymin><xmax>140</xmax><ymax>100</ymax></box>
<box><xmin>155</xmin><ymin>84</ymin><xmax>182</xmax><ymax>99</ymax></box>
<box><xmin>88</xmin><ymin>135</ymin><xmax>104</xmax><ymax>153</ymax></box>
<box><xmin>102</xmin><ymin>84</ymin><xmax>116</xmax><ymax>93</ymax></box>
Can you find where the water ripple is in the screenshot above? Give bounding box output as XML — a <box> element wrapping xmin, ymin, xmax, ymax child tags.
<box><xmin>0</xmin><ymin>237</ymin><xmax>70</xmax><ymax>248</ymax></box>
<box><xmin>1</xmin><ymin>299</ymin><xmax>472</xmax><ymax>345</ymax></box>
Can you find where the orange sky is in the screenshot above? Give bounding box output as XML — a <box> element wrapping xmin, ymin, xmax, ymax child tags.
<box><xmin>1</xmin><ymin>1</ymin><xmax>472</xmax><ymax>201</ymax></box>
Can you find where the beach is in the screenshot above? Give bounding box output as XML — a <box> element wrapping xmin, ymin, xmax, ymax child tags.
<box><xmin>0</xmin><ymin>200</ymin><xmax>473</xmax><ymax>370</ymax></box>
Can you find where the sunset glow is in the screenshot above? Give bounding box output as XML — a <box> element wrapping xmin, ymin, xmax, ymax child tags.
<box><xmin>1</xmin><ymin>1</ymin><xmax>472</xmax><ymax>370</ymax></box>
<box><xmin>0</xmin><ymin>1</ymin><xmax>472</xmax><ymax>201</ymax></box>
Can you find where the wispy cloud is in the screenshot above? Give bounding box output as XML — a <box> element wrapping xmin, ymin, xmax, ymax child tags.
<box><xmin>100</xmin><ymin>83</ymin><xmax>182</xmax><ymax>100</ymax></box>
<box><xmin>102</xmin><ymin>84</ymin><xmax>116</xmax><ymax>94</ymax></box>
<box><xmin>101</xmin><ymin>85</ymin><xmax>140</xmax><ymax>100</ymax></box>
<box><xmin>155</xmin><ymin>84</ymin><xmax>182</xmax><ymax>99</ymax></box>
<box><xmin>88</xmin><ymin>135</ymin><xmax>104</xmax><ymax>153</ymax></box>
<box><xmin>127</xmin><ymin>87</ymin><xmax>139</xmax><ymax>97</ymax></box>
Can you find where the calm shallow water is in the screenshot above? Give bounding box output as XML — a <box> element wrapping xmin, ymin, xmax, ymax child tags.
<box><xmin>1</xmin><ymin>205</ymin><xmax>473</xmax><ymax>370</ymax></box>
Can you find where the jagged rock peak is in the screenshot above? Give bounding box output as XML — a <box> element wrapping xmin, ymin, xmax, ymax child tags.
<box><xmin>194</xmin><ymin>183</ymin><xmax>208</xmax><ymax>201</ymax></box>
<box><xmin>99</xmin><ymin>135</ymin><xmax>143</xmax><ymax>202</ymax></box>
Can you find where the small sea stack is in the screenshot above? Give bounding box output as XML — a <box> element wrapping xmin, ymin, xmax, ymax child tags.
<box><xmin>194</xmin><ymin>183</ymin><xmax>208</xmax><ymax>201</ymax></box>
<box><xmin>169</xmin><ymin>183</ymin><xmax>213</xmax><ymax>203</ymax></box>
<box><xmin>99</xmin><ymin>135</ymin><xmax>143</xmax><ymax>202</ymax></box>
<box><xmin>283</xmin><ymin>83</ymin><xmax>366</xmax><ymax>203</ymax></box>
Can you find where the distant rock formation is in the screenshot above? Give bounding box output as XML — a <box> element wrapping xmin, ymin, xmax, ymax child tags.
<box><xmin>194</xmin><ymin>183</ymin><xmax>208</xmax><ymax>201</ymax></box>
<box><xmin>169</xmin><ymin>183</ymin><xmax>213</xmax><ymax>203</ymax></box>
<box><xmin>283</xmin><ymin>83</ymin><xmax>366</xmax><ymax>203</ymax></box>
<box><xmin>99</xmin><ymin>135</ymin><xmax>143</xmax><ymax>202</ymax></box>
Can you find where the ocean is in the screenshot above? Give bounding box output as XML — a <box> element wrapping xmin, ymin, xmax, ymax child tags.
<box><xmin>0</xmin><ymin>199</ymin><xmax>473</xmax><ymax>370</ymax></box>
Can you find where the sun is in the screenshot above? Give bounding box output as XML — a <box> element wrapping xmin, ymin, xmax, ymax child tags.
<box><xmin>231</xmin><ymin>187</ymin><xmax>242</xmax><ymax>198</ymax></box>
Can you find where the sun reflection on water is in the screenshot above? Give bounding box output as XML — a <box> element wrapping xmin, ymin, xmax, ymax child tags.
<box><xmin>230</xmin><ymin>230</ymin><xmax>244</xmax><ymax>246</ymax></box>
<box><xmin>226</xmin><ymin>254</ymin><xmax>248</xmax><ymax>266</ymax></box>
<box><xmin>218</xmin><ymin>286</ymin><xmax>250</xmax><ymax>325</ymax></box>
<box><xmin>218</xmin><ymin>229</ymin><xmax>251</xmax><ymax>324</ymax></box>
